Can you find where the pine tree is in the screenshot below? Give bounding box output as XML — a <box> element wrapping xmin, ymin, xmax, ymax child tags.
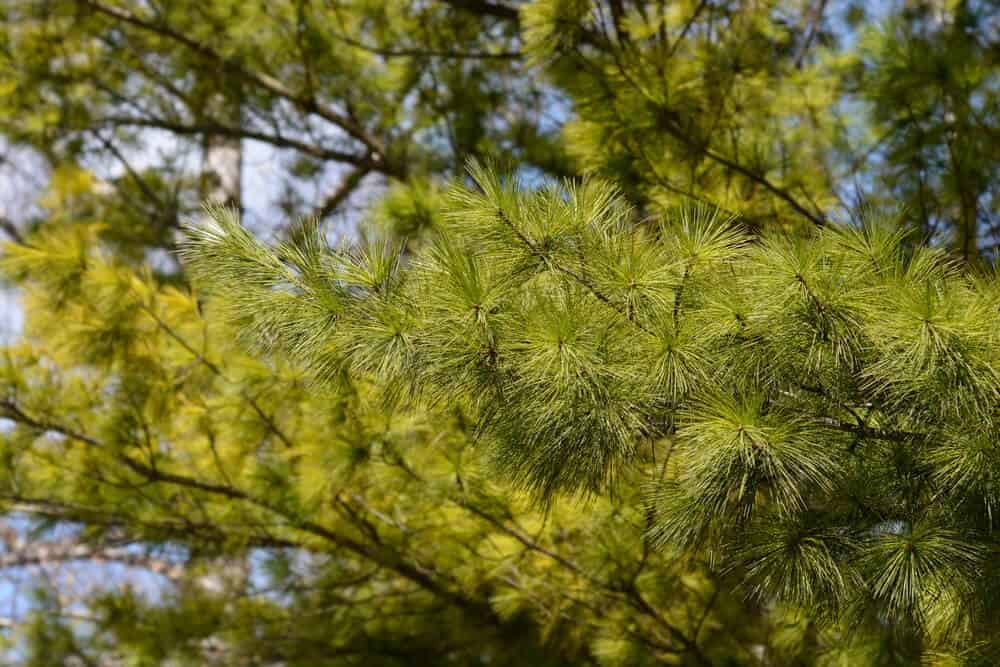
<box><xmin>182</xmin><ymin>164</ymin><xmax>1000</xmax><ymax>663</ymax></box>
<box><xmin>2</xmin><ymin>0</ymin><xmax>999</xmax><ymax>665</ymax></box>
<box><xmin>2</xmin><ymin>211</ymin><xmax>762</xmax><ymax>665</ymax></box>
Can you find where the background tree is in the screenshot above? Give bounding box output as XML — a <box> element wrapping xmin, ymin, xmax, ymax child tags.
<box><xmin>1</xmin><ymin>0</ymin><xmax>999</xmax><ymax>665</ymax></box>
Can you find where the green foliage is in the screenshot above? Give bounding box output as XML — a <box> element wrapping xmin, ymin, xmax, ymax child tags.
<box><xmin>1</xmin><ymin>217</ymin><xmax>762</xmax><ymax>664</ymax></box>
<box><xmin>184</xmin><ymin>168</ymin><xmax>1000</xmax><ymax>662</ymax></box>
<box><xmin>3</xmin><ymin>0</ymin><xmax>1000</xmax><ymax>665</ymax></box>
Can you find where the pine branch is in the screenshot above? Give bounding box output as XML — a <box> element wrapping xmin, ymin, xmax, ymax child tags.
<box><xmin>140</xmin><ymin>304</ymin><xmax>295</xmax><ymax>449</ymax></box>
<box><xmin>92</xmin><ymin>130</ymin><xmax>166</xmax><ymax>210</ymax></box>
<box><xmin>326</xmin><ymin>31</ymin><xmax>521</xmax><ymax>60</ymax></box>
<box><xmin>493</xmin><ymin>206</ymin><xmax>655</xmax><ymax>335</ymax></box>
<box><xmin>77</xmin><ymin>0</ymin><xmax>398</xmax><ymax>173</ymax></box>
<box><xmin>0</xmin><ymin>537</ymin><xmax>183</xmax><ymax>579</ymax></box>
<box><xmin>0</xmin><ymin>397</ymin><xmax>502</xmax><ymax>625</ymax></box>
<box><xmin>101</xmin><ymin>115</ymin><xmax>375</xmax><ymax>167</ymax></box>
<box><xmin>566</xmin><ymin>38</ymin><xmax>827</xmax><ymax>227</ymax></box>
<box><xmin>0</xmin><ymin>216</ymin><xmax>23</xmax><ymax>243</ymax></box>
<box><xmin>439</xmin><ymin>0</ymin><xmax>520</xmax><ymax>22</ymax></box>
<box><xmin>0</xmin><ymin>493</ymin><xmax>297</xmax><ymax>551</ymax></box>
<box><xmin>313</xmin><ymin>165</ymin><xmax>372</xmax><ymax>222</ymax></box>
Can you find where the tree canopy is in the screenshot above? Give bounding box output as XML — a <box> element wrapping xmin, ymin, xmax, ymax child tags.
<box><xmin>1</xmin><ymin>0</ymin><xmax>999</xmax><ymax>665</ymax></box>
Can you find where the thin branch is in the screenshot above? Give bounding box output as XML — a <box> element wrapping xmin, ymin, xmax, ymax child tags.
<box><xmin>327</xmin><ymin>31</ymin><xmax>520</xmax><ymax>60</ymax></box>
<box><xmin>0</xmin><ymin>540</ymin><xmax>183</xmax><ymax>579</ymax></box>
<box><xmin>667</xmin><ymin>0</ymin><xmax>710</xmax><ymax>59</ymax></box>
<box><xmin>139</xmin><ymin>304</ymin><xmax>295</xmax><ymax>449</ymax></box>
<box><xmin>0</xmin><ymin>217</ymin><xmax>23</xmax><ymax>243</ymax></box>
<box><xmin>101</xmin><ymin>115</ymin><xmax>374</xmax><ymax>167</ymax></box>
<box><xmin>77</xmin><ymin>0</ymin><xmax>396</xmax><ymax>171</ymax></box>
<box><xmin>493</xmin><ymin>207</ymin><xmax>655</xmax><ymax>335</ymax></box>
<box><xmin>439</xmin><ymin>0</ymin><xmax>520</xmax><ymax>22</ymax></box>
<box><xmin>793</xmin><ymin>0</ymin><xmax>829</xmax><ymax>69</ymax></box>
<box><xmin>313</xmin><ymin>165</ymin><xmax>372</xmax><ymax>222</ymax></box>
<box><xmin>92</xmin><ymin>131</ymin><xmax>167</xmax><ymax>210</ymax></box>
